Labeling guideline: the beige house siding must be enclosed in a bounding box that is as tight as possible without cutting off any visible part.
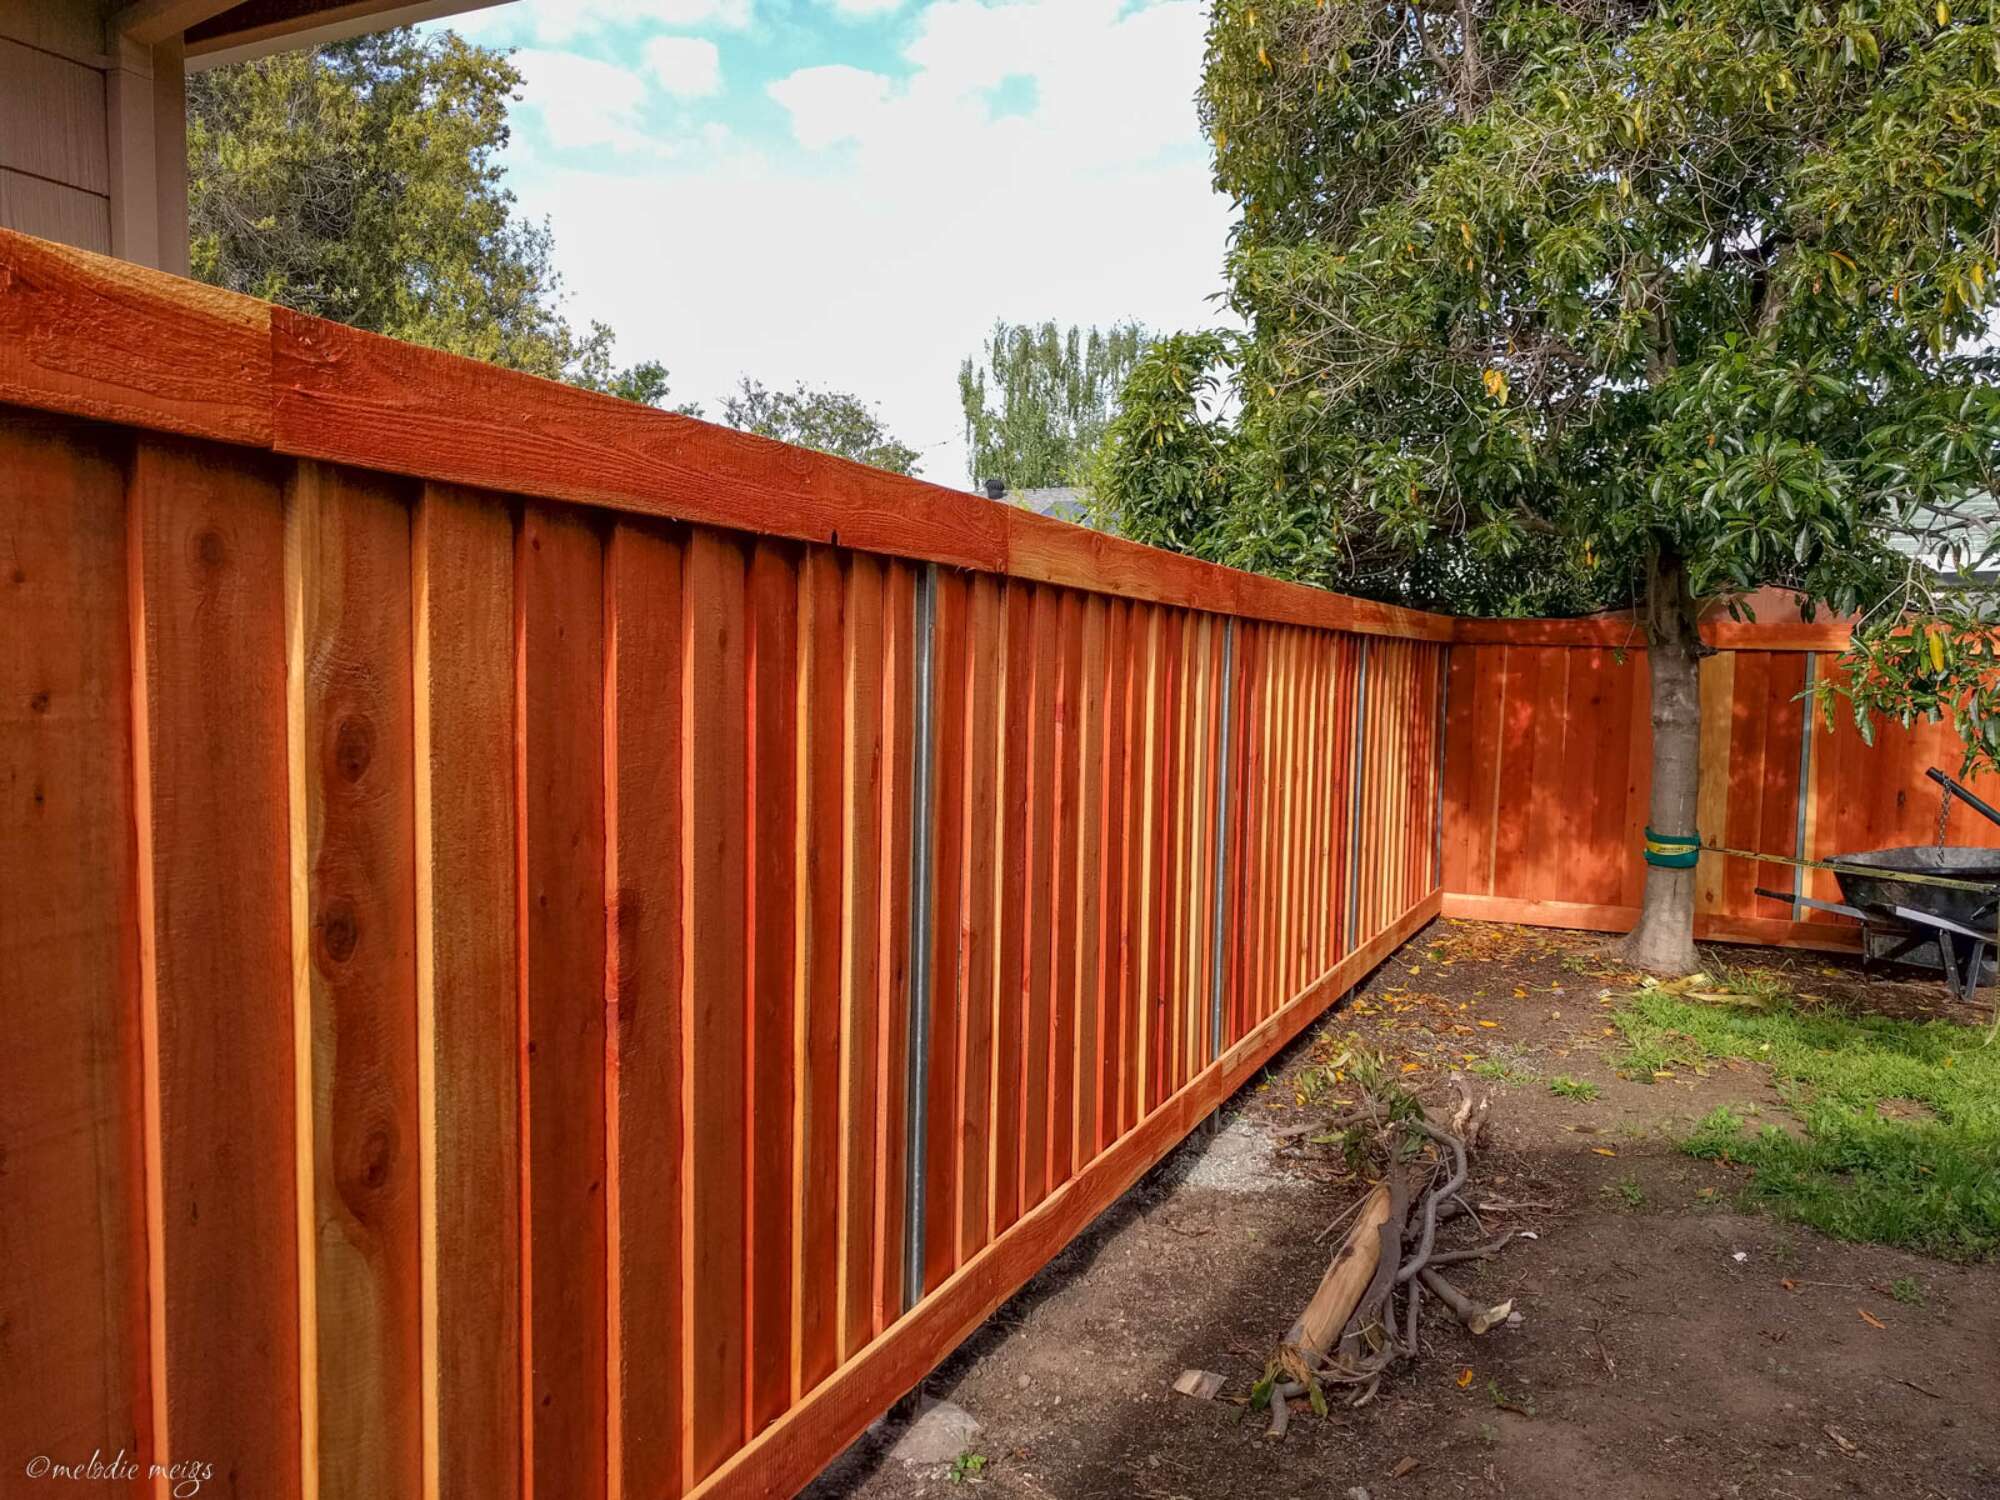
[0,1,501,271]
[0,4,187,272]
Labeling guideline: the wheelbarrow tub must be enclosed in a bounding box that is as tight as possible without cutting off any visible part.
[1831,846,2000,931]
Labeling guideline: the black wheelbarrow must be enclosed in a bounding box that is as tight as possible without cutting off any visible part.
[1757,769,2000,1004]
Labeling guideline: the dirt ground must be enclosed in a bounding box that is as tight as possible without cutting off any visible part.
[806,920,2000,1500]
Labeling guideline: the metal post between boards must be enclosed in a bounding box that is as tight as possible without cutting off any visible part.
[902,564,938,1313]
[1208,620,1236,1063]
[1346,640,1371,947]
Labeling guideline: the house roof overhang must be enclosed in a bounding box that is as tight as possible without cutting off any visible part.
[161,0,512,69]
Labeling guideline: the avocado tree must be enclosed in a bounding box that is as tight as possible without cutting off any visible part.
[1098,0,2000,971]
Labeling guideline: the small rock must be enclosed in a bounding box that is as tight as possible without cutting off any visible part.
[1347,1488,1373,1500]
[887,1398,983,1466]
[1017,1374,1032,1390]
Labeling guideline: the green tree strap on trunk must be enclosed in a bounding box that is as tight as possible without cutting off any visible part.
[1644,830,1702,869]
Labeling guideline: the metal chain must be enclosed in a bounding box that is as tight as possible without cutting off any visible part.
[1937,782,1954,851]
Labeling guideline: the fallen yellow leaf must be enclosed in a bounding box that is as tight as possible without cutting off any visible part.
[1592,1147,1618,1157]
[1402,1062,1422,1073]
[1859,1308,1886,1330]
[1457,1368,1475,1388]
[1478,1020,1499,1029]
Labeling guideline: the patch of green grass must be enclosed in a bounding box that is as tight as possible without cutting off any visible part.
[1706,961,1800,1009]
[1889,1275,1927,1307]
[1470,1053,1535,1085]
[1549,1074,1601,1102]
[948,1452,987,1484]
[1602,1173,1646,1208]
[1619,989,2000,1260]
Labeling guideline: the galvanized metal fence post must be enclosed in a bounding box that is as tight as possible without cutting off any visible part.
[1208,620,1236,1063]
[902,564,939,1311]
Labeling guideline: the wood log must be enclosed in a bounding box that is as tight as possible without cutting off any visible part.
[1283,1183,1393,1361]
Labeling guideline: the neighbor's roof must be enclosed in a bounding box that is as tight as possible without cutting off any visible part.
[1014,487,1094,526]
[1887,494,1999,583]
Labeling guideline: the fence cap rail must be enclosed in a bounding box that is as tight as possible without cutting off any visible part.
[0,227,1454,641]
[1452,614,1855,652]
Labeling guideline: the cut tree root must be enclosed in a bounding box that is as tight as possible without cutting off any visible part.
[1418,1268,1514,1335]
[1257,1069,1526,1433]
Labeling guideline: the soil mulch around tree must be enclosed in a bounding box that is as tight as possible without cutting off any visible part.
[806,920,2000,1500]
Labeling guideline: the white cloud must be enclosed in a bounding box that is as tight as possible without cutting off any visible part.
[642,36,723,98]
[768,65,894,148]
[508,49,654,151]
[826,0,907,15]
[489,0,1231,483]
[454,0,753,44]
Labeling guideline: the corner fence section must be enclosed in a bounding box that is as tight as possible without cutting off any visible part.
[0,229,1452,1500]
[1441,615,2000,950]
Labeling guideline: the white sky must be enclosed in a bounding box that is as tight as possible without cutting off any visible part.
[433,0,1236,485]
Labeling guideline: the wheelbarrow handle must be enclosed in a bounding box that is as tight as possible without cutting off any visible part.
[1927,768,2000,832]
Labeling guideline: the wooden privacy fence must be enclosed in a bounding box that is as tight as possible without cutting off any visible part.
[0,229,1453,1500]
[1441,615,2000,950]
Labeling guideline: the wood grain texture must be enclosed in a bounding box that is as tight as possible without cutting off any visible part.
[683,529,748,1484]
[836,554,885,1365]
[957,575,1003,1259]
[795,547,845,1399]
[285,461,422,1500]
[1048,590,1084,1186]
[129,435,301,1499]
[991,581,1031,1233]
[745,541,798,1431]
[412,482,521,1500]
[0,231,270,443]
[1020,585,1057,1208]
[923,569,968,1286]
[517,502,608,1498]
[605,519,685,1500]
[0,417,149,1473]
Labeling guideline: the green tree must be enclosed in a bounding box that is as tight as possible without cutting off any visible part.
[1096,0,1999,971]
[960,320,1148,488]
[188,26,667,401]
[720,379,922,475]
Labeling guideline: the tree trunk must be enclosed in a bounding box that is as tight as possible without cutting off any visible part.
[1620,546,1705,974]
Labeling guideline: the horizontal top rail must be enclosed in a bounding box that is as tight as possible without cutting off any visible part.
[1451,614,1855,652]
[0,228,1452,642]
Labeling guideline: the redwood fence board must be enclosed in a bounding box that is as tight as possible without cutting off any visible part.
[3,229,1459,1500]
[1441,630,2000,949]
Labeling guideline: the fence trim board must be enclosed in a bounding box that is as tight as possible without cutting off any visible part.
[1451,615,1854,652]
